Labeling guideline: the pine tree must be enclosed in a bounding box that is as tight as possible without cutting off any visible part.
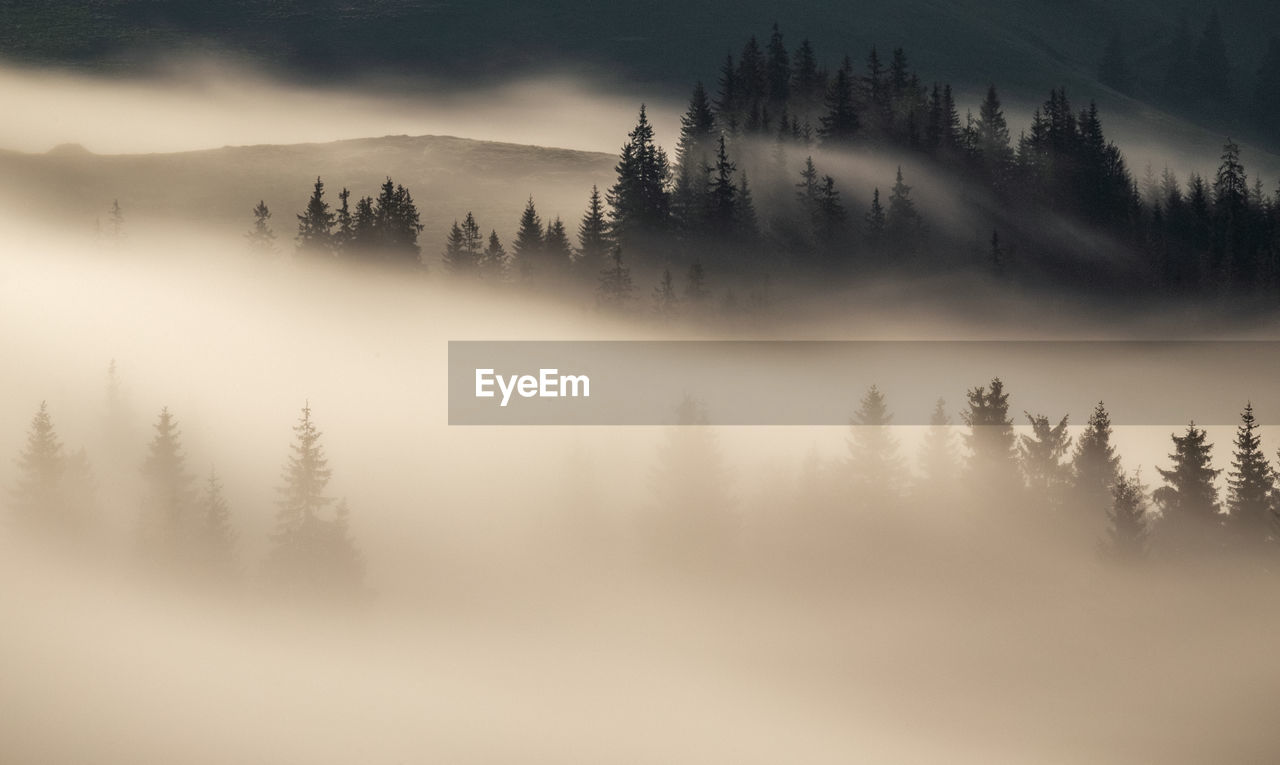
[441,214,482,274]
[1226,403,1273,549]
[597,246,634,308]
[865,188,886,247]
[847,385,903,504]
[196,468,237,577]
[10,402,65,531]
[962,378,1018,487]
[765,23,790,105]
[481,230,508,281]
[1071,401,1122,513]
[296,177,335,255]
[577,185,612,272]
[791,38,824,117]
[1103,470,1150,562]
[1153,422,1222,556]
[1019,413,1072,508]
[266,403,364,598]
[652,267,679,319]
[246,200,276,255]
[917,398,959,492]
[607,105,671,247]
[705,134,739,236]
[715,53,741,129]
[139,407,194,558]
[371,178,424,263]
[334,188,353,252]
[814,175,846,251]
[975,86,1013,184]
[673,85,716,232]
[885,166,921,246]
[543,217,573,269]
[513,197,544,279]
[819,56,859,145]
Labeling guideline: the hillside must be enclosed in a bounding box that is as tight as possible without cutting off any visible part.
[0,135,617,255]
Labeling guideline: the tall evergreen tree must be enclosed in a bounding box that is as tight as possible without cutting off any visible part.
[1154,422,1222,556]
[442,211,483,273]
[10,402,65,531]
[1071,401,1122,513]
[791,38,825,118]
[885,166,921,246]
[246,200,276,255]
[705,135,739,237]
[597,246,635,308]
[481,230,508,281]
[543,217,574,268]
[139,407,193,558]
[975,86,1013,185]
[1019,413,1072,508]
[608,105,671,247]
[917,398,959,493]
[765,23,790,105]
[266,404,364,598]
[847,385,903,503]
[1226,403,1273,549]
[196,468,237,577]
[1103,470,1150,562]
[513,197,544,279]
[962,378,1018,488]
[296,177,335,255]
[577,185,612,270]
[819,56,859,145]
[864,188,886,247]
[334,188,353,252]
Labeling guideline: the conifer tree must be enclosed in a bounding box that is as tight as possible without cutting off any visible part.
[10,402,65,530]
[917,398,959,492]
[673,85,717,231]
[597,246,634,308]
[481,230,508,281]
[513,197,544,278]
[819,56,859,145]
[1019,413,1072,508]
[371,177,424,263]
[543,217,574,268]
[1103,470,1150,562]
[246,200,276,255]
[765,23,790,105]
[296,177,335,255]
[705,135,739,237]
[139,407,193,557]
[885,166,921,246]
[1226,403,1273,549]
[196,468,237,577]
[577,185,612,271]
[975,86,1013,184]
[334,188,353,252]
[607,105,671,247]
[1154,422,1222,556]
[1071,401,1122,513]
[791,38,824,117]
[267,403,364,598]
[652,267,679,319]
[737,171,759,237]
[962,378,1018,487]
[814,175,846,251]
[715,53,741,129]
[865,188,886,246]
[847,385,903,503]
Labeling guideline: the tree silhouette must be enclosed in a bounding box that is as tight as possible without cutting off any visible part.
[576,185,612,272]
[1071,401,1122,516]
[295,177,335,255]
[138,407,193,560]
[596,246,634,309]
[847,385,903,505]
[10,402,65,532]
[1154,422,1222,557]
[246,200,276,256]
[1225,403,1273,551]
[1103,470,1150,562]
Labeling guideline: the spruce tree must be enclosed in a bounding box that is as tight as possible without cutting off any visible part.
[607,105,671,247]
[706,135,739,237]
[246,200,276,256]
[1071,401,1122,513]
[543,217,574,269]
[1153,422,1222,556]
[975,86,1013,184]
[10,402,65,531]
[577,185,612,271]
[1103,470,1150,562]
[296,177,335,255]
[1226,403,1273,549]
[481,230,508,281]
[1018,413,1072,508]
[765,23,790,105]
[814,175,846,252]
[865,188,886,247]
[196,468,237,577]
[371,178,424,263]
[885,166,921,246]
[334,188,353,252]
[791,38,824,117]
[267,403,364,598]
[819,56,859,145]
[513,197,544,279]
[962,378,1018,488]
[443,214,482,274]
[917,398,959,493]
[139,407,193,558]
[847,385,903,504]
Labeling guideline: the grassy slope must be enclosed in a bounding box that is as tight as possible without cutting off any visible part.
[0,136,617,256]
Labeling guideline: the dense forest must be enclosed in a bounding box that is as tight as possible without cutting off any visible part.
[217,27,1280,312]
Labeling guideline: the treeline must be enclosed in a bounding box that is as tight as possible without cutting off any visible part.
[1097,12,1280,138]
[238,26,1278,307]
[10,390,365,602]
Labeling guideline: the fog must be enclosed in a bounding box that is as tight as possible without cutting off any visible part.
[4,207,1280,763]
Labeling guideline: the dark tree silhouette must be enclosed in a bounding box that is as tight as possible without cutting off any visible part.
[296,177,335,255]
[246,200,276,255]
[608,105,671,248]
[597,246,634,308]
[1225,403,1273,551]
[847,385,903,504]
[1103,470,1150,562]
[1071,401,1122,515]
[139,407,193,559]
[1154,422,1222,557]
[577,185,612,273]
